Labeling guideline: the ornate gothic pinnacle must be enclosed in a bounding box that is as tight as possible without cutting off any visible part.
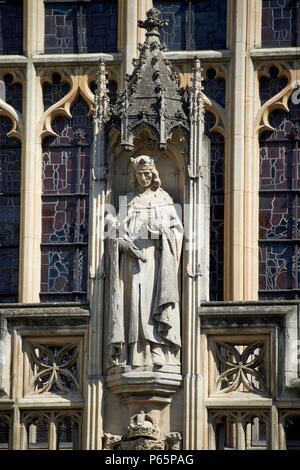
[138,7,168,35]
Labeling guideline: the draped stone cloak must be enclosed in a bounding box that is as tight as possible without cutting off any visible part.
[107,186,183,364]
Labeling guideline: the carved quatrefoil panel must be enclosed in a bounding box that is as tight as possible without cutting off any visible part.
[29,343,80,395]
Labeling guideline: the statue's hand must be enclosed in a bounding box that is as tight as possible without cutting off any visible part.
[118,237,146,262]
[106,213,119,228]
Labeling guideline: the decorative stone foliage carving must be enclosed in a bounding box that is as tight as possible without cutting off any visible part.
[29,344,79,394]
[103,410,181,451]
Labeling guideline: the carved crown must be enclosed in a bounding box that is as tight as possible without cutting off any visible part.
[128,411,160,440]
[130,155,155,171]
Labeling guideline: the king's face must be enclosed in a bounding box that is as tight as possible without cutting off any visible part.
[136,169,153,188]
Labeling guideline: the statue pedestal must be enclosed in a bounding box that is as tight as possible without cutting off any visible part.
[105,368,182,405]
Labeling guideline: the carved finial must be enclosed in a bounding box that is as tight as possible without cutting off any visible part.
[193,54,202,71]
[94,59,109,121]
[138,8,168,35]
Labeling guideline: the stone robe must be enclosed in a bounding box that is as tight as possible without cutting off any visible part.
[107,186,183,366]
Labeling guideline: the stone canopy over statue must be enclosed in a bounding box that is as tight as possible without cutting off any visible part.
[107,155,183,368]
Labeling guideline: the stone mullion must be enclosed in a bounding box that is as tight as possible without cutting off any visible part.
[183,58,208,450]
[119,0,138,78]
[243,0,262,300]
[20,421,28,450]
[24,0,45,56]
[12,407,21,450]
[19,60,43,303]
[84,62,109,450]
[207,417,217,450]
[49,415,57,450]
[19,0,44,302]
[269,405,279,450]
[224,0,247,300]
[12,331,23,449]
[235,414,246,450]
[278,413,287,450]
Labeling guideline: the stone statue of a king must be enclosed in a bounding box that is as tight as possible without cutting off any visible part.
[107,155,183,368]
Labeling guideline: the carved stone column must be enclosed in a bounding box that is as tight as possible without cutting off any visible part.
[85,61,109,450]
[182,57,210,449]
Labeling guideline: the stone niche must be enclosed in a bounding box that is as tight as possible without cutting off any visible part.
[92,7,210,443]
[104,126,186,405]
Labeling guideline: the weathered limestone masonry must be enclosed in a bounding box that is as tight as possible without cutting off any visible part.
[1,0,300,451]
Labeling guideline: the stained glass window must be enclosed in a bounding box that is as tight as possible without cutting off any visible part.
[259,92,300,299]
[41,91,92,302]
[44,0,118,54]
[0,0,23,55]
[259,66,288,106]
[202,68,225,301]
[203,68,226,107]
[205,112,224,301]
[0,75,22,302]
[262,0,300,48]
[153,0,227,51]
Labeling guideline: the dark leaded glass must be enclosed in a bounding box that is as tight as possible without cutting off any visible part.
[259,244,295,291]
[41,97,91,302]
[58,416,75,449]
[0,0,23,55]
[28,419,49,450]
[0,416,9,449]
[89,79,118,106]
[259,98,300,299]
[81,1,118,53]
[259,66,288,106]
[3,74,23,114]
[41,246,88,300]
[203,68,226,107]
[42,197,88,244]
[43,73,70,111]
[44,3,77,54]
[58,416,78,449]
[205,111,224,300]
[44,0,118,54]
[0,115,21,303]
[154,0,227,51]
[262,0,299,48]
